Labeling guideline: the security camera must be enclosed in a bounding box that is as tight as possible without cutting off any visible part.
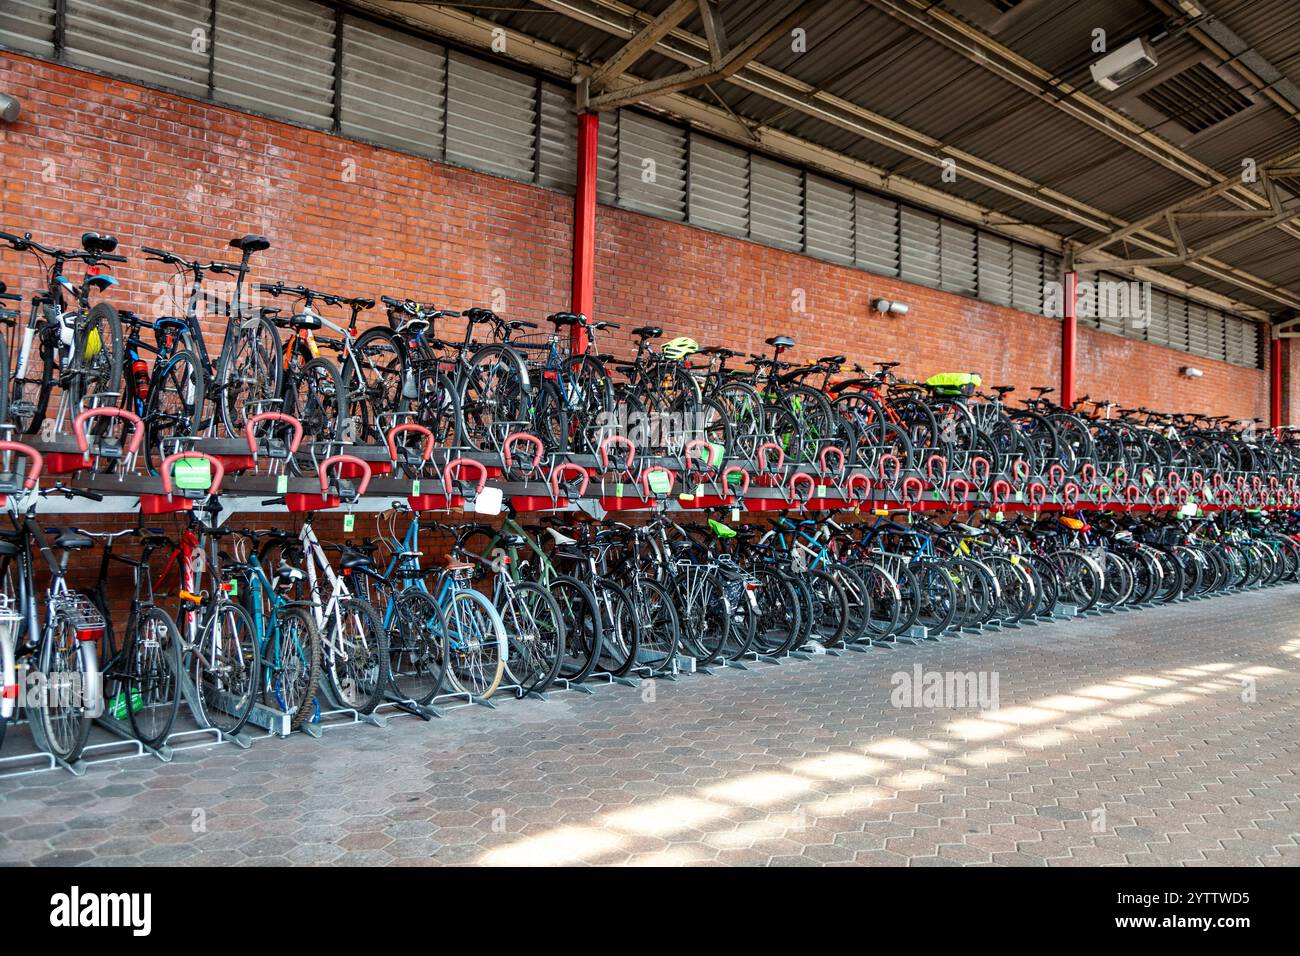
[1089,38,1158,91]
[873,298,909,316]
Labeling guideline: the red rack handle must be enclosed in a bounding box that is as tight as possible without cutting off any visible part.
[1123,483,1142,505]
[1153,486,1169,505]
[502,432,545,471]
[720,466,750,497]
[1047,463,1065,489]
[0,442,43,488]
[1217,487,1233,506]
[1174,487,1189,506]
[756,442,785,474]
[819,446,846,476]
[1210,472,1224,490]
[246,412,304,456]
[946,477,972,503]
[549,462,590,499]
[990,479,1012,507]
[1080,463,1096,488]
[1061,482,1080,508]
[640,466,676,498]
[845,472,870,502]
[386,423,433,463]
[877,454,901,484]
[925,454,948,483]
[1013,458,1029,482]
[598,434,636,472]
[73,407,144,457]
[443,458,487,496]
[969,456,990,486]
[320,455,372,498]
[160,451,226,497]
[1190,470,1205,491]
[1028,482,1048,507]
[900,475,925,504]
[682,439,716,472]
[1166,470,1182,489]
[788,472,816,501]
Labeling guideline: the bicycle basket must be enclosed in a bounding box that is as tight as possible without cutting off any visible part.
[505,332,561,356]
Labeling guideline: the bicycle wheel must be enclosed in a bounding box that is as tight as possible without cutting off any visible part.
[344,327,405,444]
[287,356,346,445]
[191,600,259,737]
[564,354,614,455]
[411,348,460,446]
[674,571,731,665]
[389,589,448,706]
[144,350,205,474]
[217,314,281,438]
[549,575,602,683]
[807,568,849,647]
[592,578,639,677]
[324,597,389,714]
[122,606,182,748]
[32,609,93,763]
[11,318,54,434]
[712,381,765,460]
[502,581,566,694]
[457,344,530,450]
[628,577,680,673]
[749,566,802,657]
[443,587,507,699]
[269,605,321,730]
[0,332,9,428]
[68,301,124,419]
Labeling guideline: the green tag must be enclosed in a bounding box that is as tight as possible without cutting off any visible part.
[646,471,672,495]
[614,481,624,497]
[817,485,825,498]
[343,514,355,533]
[411,479,421,496]
[1015,491,1025,501]
[173,457,212,491]
[277,474,288,494]
[726,470,743,486]
[993,511,1005,523]
[227,580,238,596]
[695,483,705,498]
[731,507,740,522]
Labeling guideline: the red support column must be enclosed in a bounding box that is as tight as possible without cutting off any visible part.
[1061,270,1077,408]
[1270,335,1283,433]
[571,111,599,355]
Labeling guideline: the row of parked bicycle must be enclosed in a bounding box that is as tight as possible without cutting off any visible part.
[0,435,1295,770]
[1,227,1297,496]
[1,224,1298,772]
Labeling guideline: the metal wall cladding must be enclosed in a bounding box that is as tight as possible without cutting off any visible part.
[446,50,536,183]
[749,154,803,252]
[65,0,209,98]
[538,81,577,193]
[340,15,445,159]
[688,133,749,238]
[856,192,900,277]
[804,174,854,265]
[617,111,687,221]
[214,0,336,130]
[0,0,55,58]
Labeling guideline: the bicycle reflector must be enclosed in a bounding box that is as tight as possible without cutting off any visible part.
[172,457,213,491]
[662,336,699,360]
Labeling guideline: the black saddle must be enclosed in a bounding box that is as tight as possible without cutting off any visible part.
[632,325,663,339]
[463,307,498,324]
[46,527,94,552]
[283,312,322,330]
[230,234,270,254]
[992,385,1015,395]
[548,312,581,327]
[339,550,372,572]
[766,335,794,350]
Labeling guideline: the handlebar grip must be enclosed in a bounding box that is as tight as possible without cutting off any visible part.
[262,498,286,506]
[81,489,105,502]
[140,246,169,259]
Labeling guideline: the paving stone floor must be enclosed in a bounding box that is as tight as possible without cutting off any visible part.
[2,586,1299,866]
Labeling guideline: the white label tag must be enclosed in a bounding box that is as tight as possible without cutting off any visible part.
[343,514,355,533]
[474,486,504,515]
[276,474,288,494]
[411,479,421,497]
[730,507,740,522]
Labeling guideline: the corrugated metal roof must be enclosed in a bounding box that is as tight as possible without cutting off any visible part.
[466,0,1300,313]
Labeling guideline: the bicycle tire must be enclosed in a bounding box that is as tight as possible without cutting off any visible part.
[324,597,389,714]
[11,317,54,434]
[389,588,448,706]
[591,577,640,677]
[124,606,183,748]
[68,301,124,423]
[190,599,260,737]
[549,575,603,683]
[627,577,680,673]
[443,586,507,699]
[344,327,405,444]
[502,581,566,694]
[217,314,282,438]
[270,604,322,729]
[144,350,205,474]
[287,355,347,445]
[32,609,93,763]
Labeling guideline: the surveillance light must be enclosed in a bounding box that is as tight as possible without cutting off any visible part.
[0,93,19,124]
[1181,366,1203,378]
[873,298,909,316]
[1089,37,1158,91]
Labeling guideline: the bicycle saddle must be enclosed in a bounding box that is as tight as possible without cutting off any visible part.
[875,361,900,369]
[631,325,663,339]
[350,297,375,310]
[817,355,846,365]
[283,312,322,330]
[338,550,372,571]
[229,234,270,253]
[546,527,577,546]
[991,385,1015,395]
[0,538,18,558]
[548,311,581,327]
[45,527,94,551]
[275,562,305,583]
[699,345,742,358]
[81,232,118,255]
[463,307,498,324]
[765,335,794,350]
